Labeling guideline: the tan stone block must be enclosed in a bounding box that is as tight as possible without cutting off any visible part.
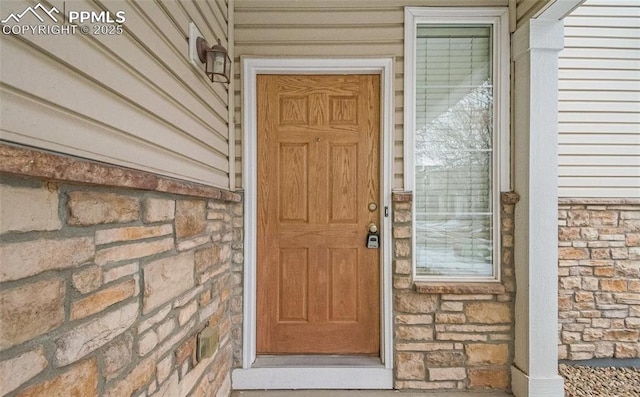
[137,304,171,334]
[175,200,207,238]
[16,359,97,397]
[626,234,640,247]
[178,236,211,251]
[72,265,103,294]
[614,342,639,358]
[394,259,411,275]
[71,279,137,320]
[614,293,640,305]
[104,333,133,380]
[621,211,640,220]
[567,210,590,227]
[594,267,615,277]
[103,262,139,284]
[96,224,173,245]
[435,313,466,324]
[396,342,454,351]
[393,226,411,239]
[559,227,581,241]
[559,260,579,267]
[558,295,572,311]
[622,219,640,232]
[179,300,198,326]
[437,332,487,342]
[95,237,173,266]
[575,292,594,302]
[67,191,139,225]
[394,380,456,390]
[396,352,425,380]
[104,356,156,397]
[468,368,509,389]
[396,326,433,341]
[582,277,599,291]
[0,184,61,233]
[426,351,465,367]
[0,237,94,282]
[590,211,619,227]
[55,302,138,366]
[394,276,412,289]
[156,354,173,384]
[630,247,640,260]
[466,343,509,365]
[604,329,639,342]
[583,328,603,341]
[394,293,437,313]
[394,210,411,223]
[428,367,465,381]
[592,318,611,328]
[600,279,628,292]
[440,301,464,311]
[611,248,629,259]
[0,347,48,396]
[629,280,640,292]
[394,240,411,257]
[615,261,640,277]
[581,228,599,240]
[143,252,194,313]
[142,197,175,223]
[176,335,197,366]
[591,248,611,259]
[465,302,511,324]
[594,341,615,358]
[558,345,568,360]
[138,330,158,356]
[195,245,221,273]
[562,331,582,343]
[559,247,590,260]
[0,278,64,349]
[569,351,594,360]
[395,314,433,325]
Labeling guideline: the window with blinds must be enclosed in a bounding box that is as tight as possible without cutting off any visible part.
[414,24,495,279]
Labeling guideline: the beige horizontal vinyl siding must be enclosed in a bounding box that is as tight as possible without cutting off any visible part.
[233,0,507,190]
[558,0,640,198]
[0,0,231,188]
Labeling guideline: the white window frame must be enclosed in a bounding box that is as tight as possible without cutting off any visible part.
[404,7,510,282]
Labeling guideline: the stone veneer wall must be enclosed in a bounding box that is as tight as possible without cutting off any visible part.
[0,147,243,397]
[558,199,640,361]
[391,191,517,391]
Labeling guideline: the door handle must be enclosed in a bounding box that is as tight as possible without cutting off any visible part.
[367,223,378,234]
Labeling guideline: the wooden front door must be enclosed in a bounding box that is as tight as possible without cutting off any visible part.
[257,74,381,355]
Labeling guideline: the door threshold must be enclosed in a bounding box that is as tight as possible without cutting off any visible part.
[254,355,382,367]
[232,355,393,390]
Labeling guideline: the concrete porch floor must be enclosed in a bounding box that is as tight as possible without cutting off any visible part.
[232,391,513,397]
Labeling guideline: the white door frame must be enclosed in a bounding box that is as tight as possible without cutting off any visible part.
[233,57,394,389]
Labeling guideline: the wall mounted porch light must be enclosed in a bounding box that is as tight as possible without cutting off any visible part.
[188,22,231,84]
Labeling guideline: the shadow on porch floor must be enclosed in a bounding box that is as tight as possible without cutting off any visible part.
[232,391,513,396]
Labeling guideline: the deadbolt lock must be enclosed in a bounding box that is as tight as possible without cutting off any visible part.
[368,202,378,212]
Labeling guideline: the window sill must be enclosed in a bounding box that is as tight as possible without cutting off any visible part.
[414,282,506,295]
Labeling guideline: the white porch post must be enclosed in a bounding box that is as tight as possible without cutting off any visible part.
[511,18,565,397]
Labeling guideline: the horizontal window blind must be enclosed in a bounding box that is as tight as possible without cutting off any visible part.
[414,24,494,278]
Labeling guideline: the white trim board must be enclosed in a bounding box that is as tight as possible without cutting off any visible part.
[235,57,395,390]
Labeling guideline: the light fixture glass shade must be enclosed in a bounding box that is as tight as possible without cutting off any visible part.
[196,37,231,84]
[205,39,231,83]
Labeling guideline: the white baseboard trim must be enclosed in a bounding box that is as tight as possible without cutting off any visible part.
[511,365,565,397]
[232,367,394,390]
